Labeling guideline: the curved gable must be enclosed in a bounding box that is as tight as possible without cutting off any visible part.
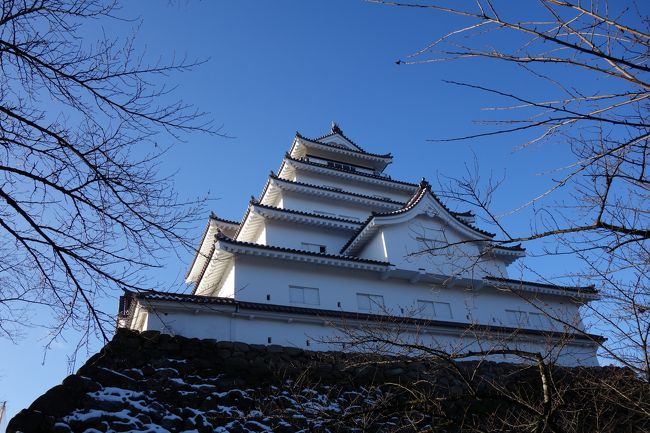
[341,181,494,256]
[340,181,512,278]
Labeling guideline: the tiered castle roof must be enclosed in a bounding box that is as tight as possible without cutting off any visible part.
[186,124,596,303]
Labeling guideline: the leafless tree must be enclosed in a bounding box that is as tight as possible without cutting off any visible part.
[0,0,220,345]
[308,313,648,432]
[369,0,650,381]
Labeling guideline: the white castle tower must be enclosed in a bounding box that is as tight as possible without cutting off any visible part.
[119,124,601,366]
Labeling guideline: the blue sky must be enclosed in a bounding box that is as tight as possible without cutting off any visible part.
[0,0,630,424]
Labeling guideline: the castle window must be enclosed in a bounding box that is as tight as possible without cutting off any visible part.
[357,293,385,313]
[301,242,327,253]
[289,286,320,305]
[505,309,529,327]
[417,300,453,320]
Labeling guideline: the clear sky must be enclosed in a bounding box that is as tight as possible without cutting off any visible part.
[0,0,634,425]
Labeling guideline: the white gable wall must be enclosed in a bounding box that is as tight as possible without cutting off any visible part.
[137,304,597,366]
[318,134,358,150]
[360,230,389,261]
[358,215,508,279]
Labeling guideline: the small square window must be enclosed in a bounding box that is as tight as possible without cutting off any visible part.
[301,242,327,254]
[417,300,453,320]
[505,309,529,327]
[289,286,320,305]
[357,293,385,313]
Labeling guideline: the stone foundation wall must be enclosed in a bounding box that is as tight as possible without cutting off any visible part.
[7,329,648,433]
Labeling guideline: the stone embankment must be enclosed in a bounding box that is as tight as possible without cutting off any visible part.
[8,329,648,433]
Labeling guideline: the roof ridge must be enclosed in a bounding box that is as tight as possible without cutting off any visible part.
[209,212,240,226]
[295,133,393,159]
[489,243,525,252]
[252,202,363,225]
[484,276,597,293]
[298,122,367,153]
[186,213,242,281]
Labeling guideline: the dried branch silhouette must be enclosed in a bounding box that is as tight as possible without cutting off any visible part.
[374,0,650,380]
[0,0,222,344]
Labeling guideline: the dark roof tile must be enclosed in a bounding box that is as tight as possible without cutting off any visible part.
[216,232,392,266]
[485,276,598,294]
[253,202,363,225]
[295,132,393,159]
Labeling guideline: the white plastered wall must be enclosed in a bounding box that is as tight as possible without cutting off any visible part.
[279,190,392,220]
[137,306,599,367]
[262,219,353,253]
[226,255,582,331]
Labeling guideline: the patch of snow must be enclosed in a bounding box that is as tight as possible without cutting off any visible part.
[169,377,186,385]
[64,408,133,423]
[91,387,144,400]
[98,367,134,381]
[122,424,172,433]
[189,383,216,390]
[215,405,238,415]
[181,407,204,416]
[245,420,272,431]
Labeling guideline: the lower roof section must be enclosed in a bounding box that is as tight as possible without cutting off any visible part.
[120,289,604,344]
